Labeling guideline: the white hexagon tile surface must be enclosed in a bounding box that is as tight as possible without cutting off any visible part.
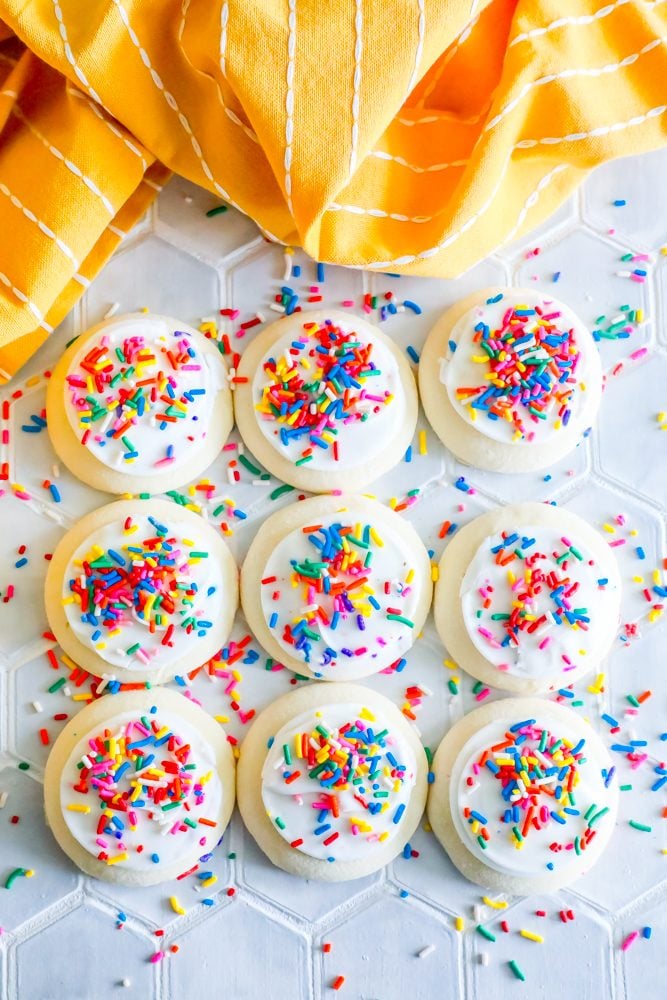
[1,154,666,1000]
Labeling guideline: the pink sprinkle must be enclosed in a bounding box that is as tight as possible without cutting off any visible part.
[475,687,491,702]
[621,931,639,951]
[150,951,165,964]
[341,299,355,307]
[630,347,648,360]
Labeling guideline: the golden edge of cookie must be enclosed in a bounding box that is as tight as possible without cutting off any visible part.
[434,502,622,694]
[418,288,602,473]
[237,682,428,882]
[426,697,619,895]
[44,498,239,684]
[233,309,418,493]
[46,313,233,495]
[43,687,236,886]
[240,493,433,680]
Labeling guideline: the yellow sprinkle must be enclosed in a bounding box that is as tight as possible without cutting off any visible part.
[200,875,218,889]
[431,565,439,582]
[602,524,615,534]
[454,916,464,932]
[482,896,508,910]
[520,930,544,943]
[418,430,427,455]
[105,853,128,866]
[214,715,230,724]
[169,896,186,915]
[444,659,457,671]
[67,804,91,814]
[72,694,94,702]
[359,707,376,721]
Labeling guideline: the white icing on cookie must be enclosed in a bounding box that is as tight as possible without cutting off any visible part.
[259,511,422,678]
[61,507,228,673]
[450,715,616,880]
[62,314,226,478]
[440,289,598,446]
[460,523,619,681]
[59,705,223,874]
[251,314,406,472]
[261,703,417,862]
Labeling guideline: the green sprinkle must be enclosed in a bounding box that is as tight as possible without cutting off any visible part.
[629,820,652,833]
[274,816,286,830]
[48,677,66,693]
[447,679,458,695]
[18,762,30,771]
[238,454,262,475]
[619,784,633,791]
[206,204,228,217]
[283,744,292,766]
[386,613,414,627]
[126,643,141,655]
[476,925,496,943]
[627,695,640,708]
[270,483,295,500]
[509,960,526,982]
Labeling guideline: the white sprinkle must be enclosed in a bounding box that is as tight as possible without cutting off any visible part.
[31,701,43,714]
[121,978,132,988]
[479,953,489,966]
[104,302,120,320]
[418,944,436,959]
[52,463,61,479]
[0,791,8,809]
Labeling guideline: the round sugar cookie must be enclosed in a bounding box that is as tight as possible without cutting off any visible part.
[44,687,235,885]
[418,288,602,472]
[434,502,621,694]
[46,312,233,494]
[233,310,418,492]
[237,683,428,881]
[45,499,238,685]
[428,698,618,894]
[240,494,432,680]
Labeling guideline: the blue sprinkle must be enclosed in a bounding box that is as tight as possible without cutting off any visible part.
[613,199,627,206]
[316,262,325,283]
[403,300,422,314]
[404,445,412,463]
[448,339,457,353]
[406,346,420,364]
[399,889,409,898]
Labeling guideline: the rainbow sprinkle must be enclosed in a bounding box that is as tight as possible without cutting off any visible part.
[267,708,412,858]
[64,514,215,661]
[455,297,582,439]
[255,318,394,465]
[469,529,598,665]
[460,719,610,868]
[263,519,415,674]
[64,705,217,867]
[64,326,214,467]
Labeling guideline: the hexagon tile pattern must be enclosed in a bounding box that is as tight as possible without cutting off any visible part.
[1,162,666,1000]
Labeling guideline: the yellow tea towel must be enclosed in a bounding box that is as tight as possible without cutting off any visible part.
[1,0,667,380]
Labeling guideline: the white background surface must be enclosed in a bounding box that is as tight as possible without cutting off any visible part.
[1,150,666,999]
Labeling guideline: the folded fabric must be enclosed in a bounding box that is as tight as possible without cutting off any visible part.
[1,0,667,380]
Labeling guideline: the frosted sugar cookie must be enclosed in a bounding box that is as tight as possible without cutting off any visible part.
[45,499,238,685]
[418,289,602,472]
[434,502,621,694]
[428,698,618,894]
[233,310,418,492]
[237,683,428,881]
[240,494,432,680]
[44,687,235,885]
[46,312,233,493]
